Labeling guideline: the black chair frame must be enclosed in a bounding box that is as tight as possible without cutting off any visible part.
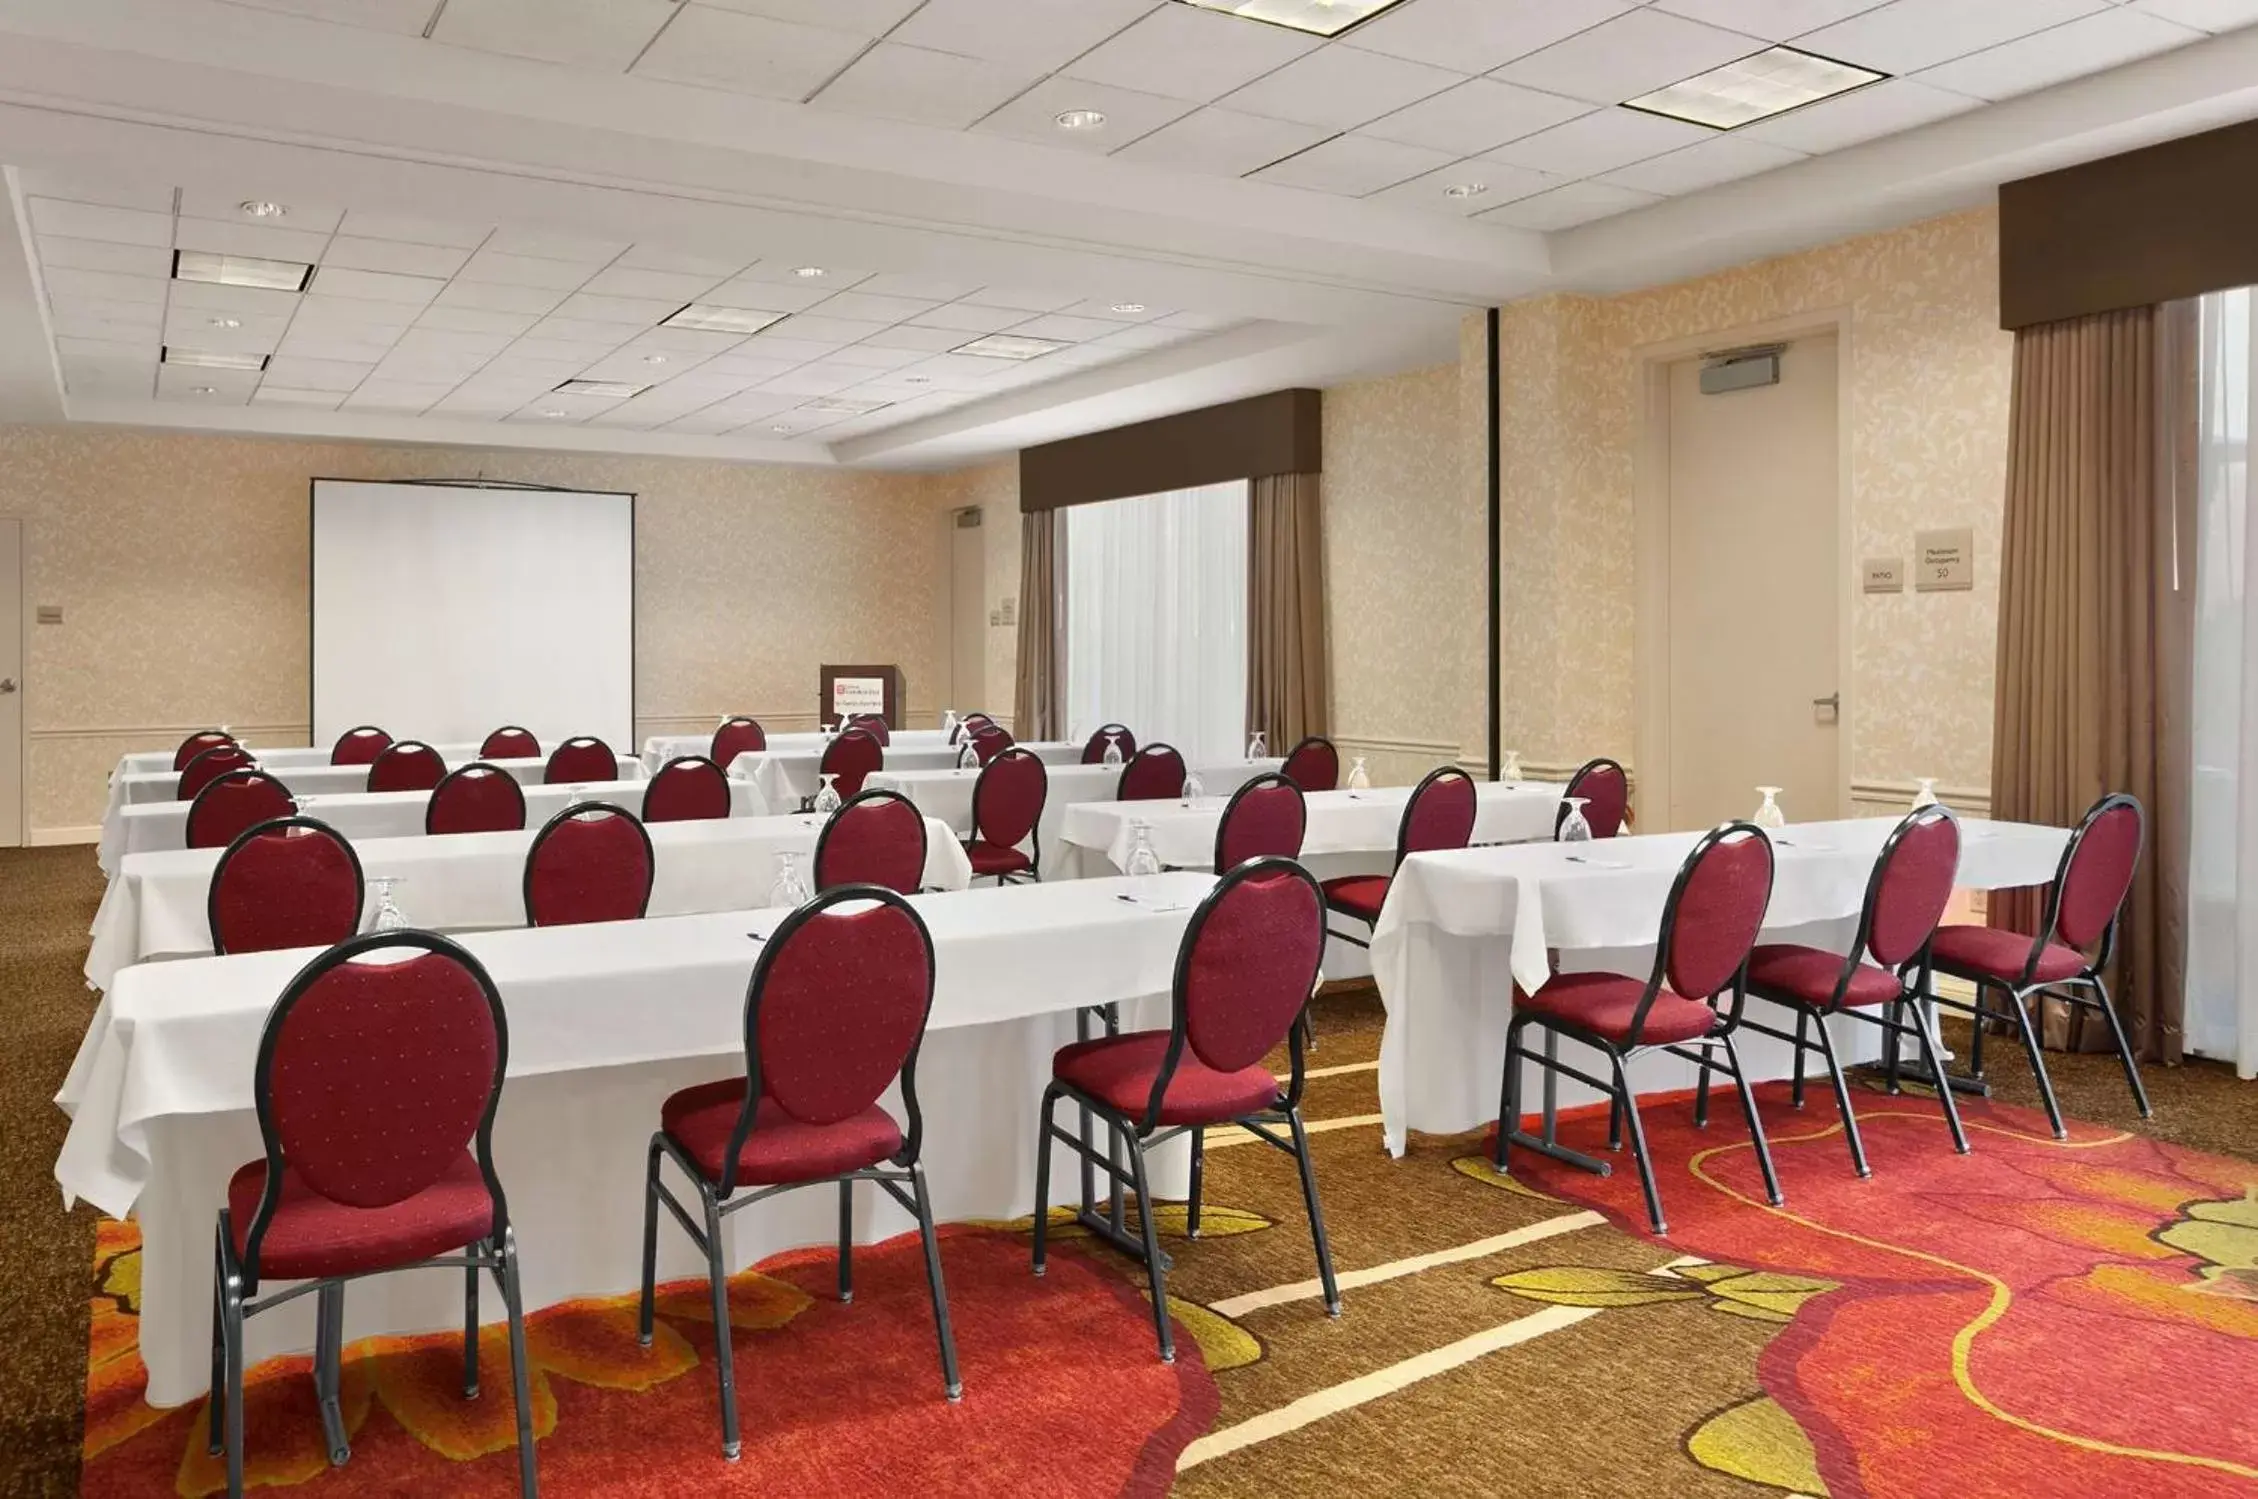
[1211,772,1306,873]
[1280,734,1339,791]
[330,726,391,765]
[1083,723,1135,764]
[1556,756,1628,839]
[426,762,529,835]
[207,815,367,955]
[969,746,1047,885]
[367,739,444,794]
[179,743,256,799]
[813,788,931,893]
[483,726,541,759]
[521,801,655,926]
[1115,743,1186,802]
[186,769,297,849]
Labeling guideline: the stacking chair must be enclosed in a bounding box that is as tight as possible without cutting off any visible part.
[1742,806,1968,1174]
[544,736,617,784]
[1558,757,1630,839]
[814,789,928,894]
[953,712,994,745]
[962,747,1047,884]
[1213,773,1306,870]
[1081,724,1135,764]
[180,744,257,800]
[426,764,528,835]
[1923,793,2151,1139]
[1281,736,1340,794]
[1033,858,1338,1361]
[209,817,365,956]
[645,756,733,823]
[970,725,1014,765]
[187,770,298,850]
[174,729,237,772]
[637,886,959,1459]
[818,727,884,801]
[847,713,892,746]
[1117,744,1186,801]
[330,726,392,767]
[208,930,536,1499]
[367,740,447,794]
[1495,823,1778,1235]
[481,726,540,761]
[523,803,655,927]
[710,717,766,768]
[1321,766,1477,949]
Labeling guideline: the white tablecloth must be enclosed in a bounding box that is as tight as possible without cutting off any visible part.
[107,743,499,837]
[56,872,1217,1407]
[112,754,639,809]
[1367,816,2074,1155]
[85,812,973,992]
[642,729,958,771]
[726,742,1081,815]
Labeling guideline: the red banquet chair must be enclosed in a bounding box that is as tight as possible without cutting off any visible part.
[1496,822,1779,1235]
[1214,773,1306,870]
[710,717,766,769]
[970,725,1014,765]
[1321,766,1477,949]
[1117,744,1186,802]
[544,736,617,785]
[1033,857,1339,1361]
[1558,757,1630,840]
[814,789,929,894]
[637,885,959,1459]
[426,764,527,835]
[209,817,365,956]
[207,930,536,1499]
[522,803,654,927]
[480,726,540,761]
[815,728,883,803]
[1923,792,2151,1138]
[367,740,447,794]
[1280,736,1340,794]
[962,747,1047,884]
[329,725,392,767]
[645,756,734,824]
[174,729,237,773]
[1742,806,1968,1175]
[179,743,257,800]
[847,713,892,746]
[188,770,298,851]
[951,712,994,745]
[1081,724,1136,764]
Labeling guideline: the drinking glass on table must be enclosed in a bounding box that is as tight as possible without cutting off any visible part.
[1246,730,1266,761]
[1124,819,1162,881]
[769,851,811,908]
[1752,787,1786,830]
[1346,757,1371,793]
[1102,732,1125,768]
[1502,749,1523,782]
[1912,777,1940,810]
[812,773,843,815]
[1558,797,1593,843]
[957,740,979,770]
[1183,769,1206,804]
[368,876,407,933]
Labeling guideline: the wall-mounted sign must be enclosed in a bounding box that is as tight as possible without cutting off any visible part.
[1862,558,1905,593]
[1915,528,1975,591]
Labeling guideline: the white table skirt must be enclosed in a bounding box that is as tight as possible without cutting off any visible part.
[85,812,974,993]
[107,743,498,839]
[1367,816,2074,1156]
[57,872,1219,1407]
[726,743,1081,816]
[114,754,639,810]
[642,729,958,771]
[100,778,760,878]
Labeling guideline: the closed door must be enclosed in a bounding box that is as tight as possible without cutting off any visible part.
[949,508,985,713]
[1665,336,1841,831]
[0,519,19,846]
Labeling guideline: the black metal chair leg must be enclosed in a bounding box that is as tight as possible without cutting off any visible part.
[222,1277,245,1499]
[498,1230,540,1497]
[1606,1092,1623,1152]
[1791,1011,1810,1107]
[909,1164,963,1400]
[1495,1018,1526,1171]
[1124,1134,1175,1363]
[315,1281,349,1465]
[1720,1033,1784,1207]
[700,1190,742,1460]
[1186,1128,1206,1238]
[1032,1086,1058,1277]
[1906,993,1970,1153]
[207,1238,225,1458]
[1693,1040,1714,1128]
[837,1181,855,1304]
[1608,1052,1667,1236]
[464,1242,482,1398]
[1285,1109,1342,1316]
[1807,1012,1869,1178]
[2001,982,2068,1139]
[2088,974,2154,1118]
[637,1138,662,1346]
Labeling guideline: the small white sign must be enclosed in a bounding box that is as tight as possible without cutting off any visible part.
[831,677,885,717]
[1915,528,1974,592]
[1863,558,1904,593]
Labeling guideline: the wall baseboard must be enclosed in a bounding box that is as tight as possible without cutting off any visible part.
[31,722,311,744]
[30,825,98,847]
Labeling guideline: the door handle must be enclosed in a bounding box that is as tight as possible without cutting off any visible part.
[1812,693,1839,709]
[0,677,15,694]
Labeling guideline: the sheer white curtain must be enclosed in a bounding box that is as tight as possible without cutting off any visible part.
[2186,286,2257,1071]
[1065,481,1249,766]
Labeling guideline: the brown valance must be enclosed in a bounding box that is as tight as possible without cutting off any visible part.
[1018,389,1321,512]
[1999,115,2258,331]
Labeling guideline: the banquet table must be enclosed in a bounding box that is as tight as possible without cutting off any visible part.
[85,811,974,992]
[56,871,1218,1407]
[110,753,640,811]
[106,742,505,837]
[642,728,958,770]
[1367,816,2073,1156]
[727,741,1080,815]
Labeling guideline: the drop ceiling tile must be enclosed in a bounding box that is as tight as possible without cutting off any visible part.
[703,353,802,379]
[823,342,926,369]
[731,335,852,363]
[216,0,440,33]
[759,368,866,396]
[856,273,983,301]
[1010,313,1131,341]
[51,310,163,343]
[1476,179,1662,229]
[392,327,515,359]
[277,331,402,363]
[36,237,171,277]
[457,250,597,290]
[664,411,745,434]
[895,353,1017,388]
[340,211,492,248]
[56,333,156,361]
[1491,9,1765,105]
[1485,107,1712,178]
[28,199,173,248]
[2130,0,2258,31]
[162,308,291,350]
[578,351,697,384]
[1056,298,1170,321]
[431,280,572,315]
[1366,157,1564,215]
[733,262,872,287]
[251,386,348,409]
[796,292,931,323]
[973,77,1201,152]
[343,382,459,411]
[635,5,872,99]
[554,291,682,324]
[1219,42,1464,131]
[289,292,414,330]
[158,365,259,401]
[1597,132,1807,194]
[1794,0,2111,76]
[1347,0,1635,72]
[1915,8,2202,99]
[700,280,833,314]
[13,174,174,213]
[44,268,169,305]
[511,337,628,363]
[176,193,346,233]
[631,326,751,356]
[525,317,640,345]
[889,0,1156,71]
[1734,75,1978,151]
[813,42,1044,128]
[863,323,979,351]
[485,229,630,262]
[425,390,522,414]
[1063,4,1322,102]
[60,358,155,399]
[697,0,924,31]
[611,245,752,278]
[770,314,895,344]
[1358,78,1591,154]
[1112,108,1328,179]
[414,306,541,336]
[576,265,724,302]
[1649,0,1891,41]
[432,0,679,69]
[321,237,473,278]
[908,302,1030,334]
[312,266,445,305]
[173,218,333,262]
[957,286,1081,312]
[1088,323,1195,351]
[1251,134,1456,195]
[265,356,377,391]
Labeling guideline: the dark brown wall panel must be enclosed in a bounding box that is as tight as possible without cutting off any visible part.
[1018,389,1321,511]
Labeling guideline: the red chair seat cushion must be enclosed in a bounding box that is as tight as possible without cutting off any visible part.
[1928,925,2088,985]
[1321,875,1390,924]
[963,839,1031,877]
[228,1154,493,1281]
[1747,945,1905,1009]
[1052,1032,1278,1127]
[1515,971,1720,1045]
[661,1080,903,1187]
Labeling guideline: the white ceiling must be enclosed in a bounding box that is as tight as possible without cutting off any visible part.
[0,0,2253,466]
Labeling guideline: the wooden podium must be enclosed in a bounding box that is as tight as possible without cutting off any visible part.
[819,664,905,727]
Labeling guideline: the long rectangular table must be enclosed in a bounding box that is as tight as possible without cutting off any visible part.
[642,728,959,770]
[727,742,1081,816]
[106,742,511,841]
[1367,816,2072,1156]
[85,811,974,992]
[111,754,641,810]
[57,872,1217,1407]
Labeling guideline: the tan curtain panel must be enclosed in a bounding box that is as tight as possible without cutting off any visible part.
[1012,506,1063,741]
[1246,473,1331,748]
[1989,303,2193,1062]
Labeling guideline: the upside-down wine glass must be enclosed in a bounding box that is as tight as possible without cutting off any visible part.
[1912,777,1940,810]
[1558,797,1593,843]
[1346,757,1371,793]
[1102,732,1125,768]
[1247,730,1267,762]
[1124,819,1162,881]
[368,876,408,933]
[769,851,811,908]
[813,773,843,816]
[1752,787,1786,830]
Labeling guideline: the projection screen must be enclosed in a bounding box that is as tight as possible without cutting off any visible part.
[311,480,635,752]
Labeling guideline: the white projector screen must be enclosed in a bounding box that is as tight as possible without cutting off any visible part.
[311,480,635,752]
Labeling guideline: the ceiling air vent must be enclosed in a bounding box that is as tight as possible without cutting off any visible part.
[1699,344,1784,396]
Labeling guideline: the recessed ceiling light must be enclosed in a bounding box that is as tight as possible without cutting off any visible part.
[1442,182,1488,200]
[190,385,217,395]
[163,347,269,371]
[663,303,785,336]
[1172,0,1413,39]
[769,424,796,433]
[954,334,1068,361]
[238,200,288,219]
[540,409,569,418]
[173,249,313,292]
[792,266,826,279]
[1624,46,1885,131]
[553,379,645,399]
[208,316,243,329]
[1110,302,1146,314]
[903,375,932,384]
[1053,109,1107,131]
[642,354,668,365]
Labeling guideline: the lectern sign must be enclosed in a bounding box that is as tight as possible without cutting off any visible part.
[819,663,905,727]
[832,677,885,717]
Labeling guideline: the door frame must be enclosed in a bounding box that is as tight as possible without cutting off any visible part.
[1632,308,1854,829]
[0,516,22,847]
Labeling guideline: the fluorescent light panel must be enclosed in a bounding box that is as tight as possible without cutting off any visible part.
[953,334,1066,361]
[1172,0,1411,38]
[664,303,784,335]
[1624,46,1884,131]
[553,379,645,398]
[172,249,313,292]
[162,347,269,371]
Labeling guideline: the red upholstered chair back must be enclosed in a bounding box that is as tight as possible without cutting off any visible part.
[972,748,1047,851]
[331,726,392,766]
[367,740,447,794]
[820,728,884,797]
[815,790,928,894]
[1171,858,1325,1086]
[847,714,892,746]
[187,770,297,850]
[243,931,506,1285]
[1862,807,1961,968]
[1659,824,1775,1003]
[1396,766,1477,866]
[1281,736,1340,793]
[2048,794,2145,953]
[971,725,1014,764]
[1215,774,1306,870]
[523,803,655,927]
[710,717,766,767]
[1082,724,1136,764]
[955,713,994,745]
[179,743,256,800]
[645,755,733,823]
[174,730,236,772]
[480,726,540,761]
[545,736,617,784]
[426,764,527,835]
[1119,744,1187,801]
[1560,758,1630,840]
[209,817,365,956]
